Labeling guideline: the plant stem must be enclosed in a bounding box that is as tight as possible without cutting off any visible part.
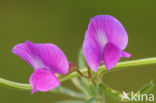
[88,68,91,78]
[60,57,156,81]
[0,77,85,98]
[75,68,92,79]
[76,69,90,78]
[0,77,32,90]
[0,57,156,90]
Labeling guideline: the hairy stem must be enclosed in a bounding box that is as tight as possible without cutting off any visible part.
[0,57,156,90]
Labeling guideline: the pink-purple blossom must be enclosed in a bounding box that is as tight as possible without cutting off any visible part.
[12,41,69,93]
[83,15,131,72]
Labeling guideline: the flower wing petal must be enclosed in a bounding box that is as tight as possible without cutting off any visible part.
[29,68,60,94]
[122,51,131,58]
[103,42,122,70]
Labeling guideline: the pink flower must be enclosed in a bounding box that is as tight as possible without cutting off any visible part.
[83,15,131,72]
[12,41,69,93]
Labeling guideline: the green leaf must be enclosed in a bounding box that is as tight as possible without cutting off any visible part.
[71,78,89,97]
[56,100,83,103]
[53,86,85,99]
[85,80,98,97]
[139,81,154,94]
[123,82,154,102]
[84,97,97,103]
[98,83,121,102]
[78,47,87,69]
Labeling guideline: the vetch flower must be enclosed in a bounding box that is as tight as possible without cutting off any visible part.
[83,15,131,72]
[12,41,69,93]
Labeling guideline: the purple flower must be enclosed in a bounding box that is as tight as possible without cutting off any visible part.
[83,15,131,72]
[12,41,69,94]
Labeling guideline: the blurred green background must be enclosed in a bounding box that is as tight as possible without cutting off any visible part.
[0,0,156,103]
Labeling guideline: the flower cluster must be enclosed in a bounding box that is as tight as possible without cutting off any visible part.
[12,15,131,93]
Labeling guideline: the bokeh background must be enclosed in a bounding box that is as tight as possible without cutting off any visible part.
[0,0,156,103]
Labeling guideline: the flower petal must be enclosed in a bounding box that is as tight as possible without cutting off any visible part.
[88,15,128,50]
[122,51,131,58]
[29,68,60,93]
[12,43,35,66]
[103,42,122,70]
[83,32,102,72]
[12,41,69,74]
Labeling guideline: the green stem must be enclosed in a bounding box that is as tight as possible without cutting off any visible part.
[60,57,156,81]
[0,57,156,91]
[0,78,85,98]
[0,77,32,90]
